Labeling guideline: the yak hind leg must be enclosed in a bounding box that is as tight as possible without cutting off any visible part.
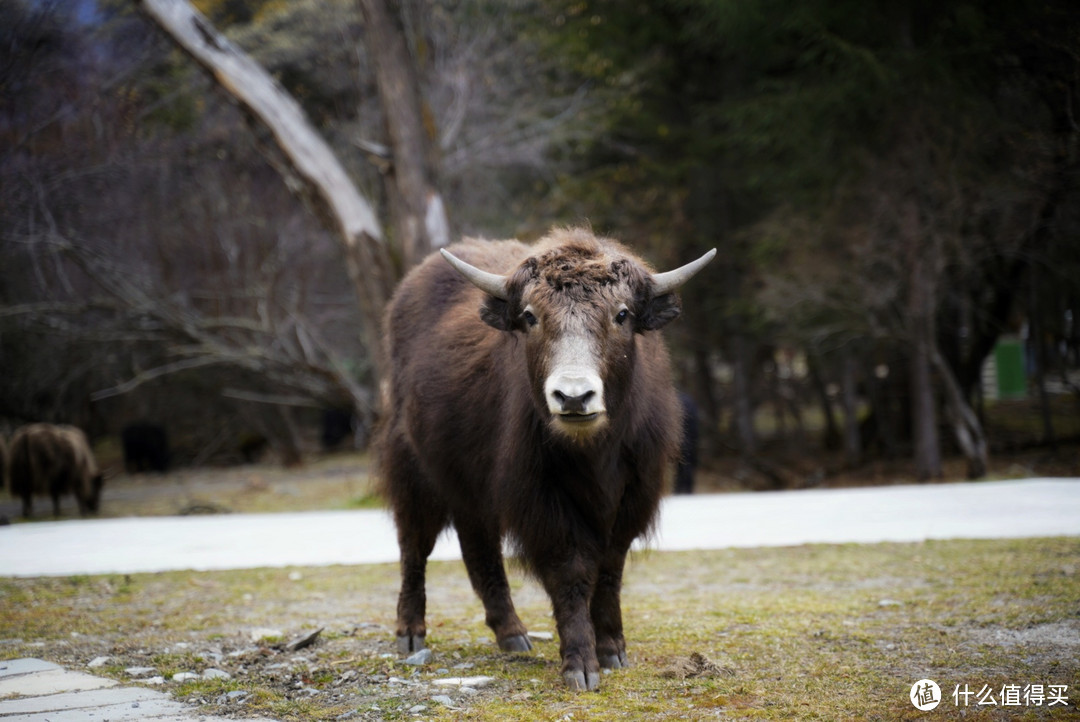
[455,516,531,653]
[386,443,448,655]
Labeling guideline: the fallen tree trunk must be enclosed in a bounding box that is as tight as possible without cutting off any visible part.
[931,346,989,479]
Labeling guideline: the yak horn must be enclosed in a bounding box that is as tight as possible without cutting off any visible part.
[650,248,717,295]
[441,249,510,300]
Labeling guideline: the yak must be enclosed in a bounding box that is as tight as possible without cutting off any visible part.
[377,227,714,690]
[121,422,170,473]
[9,423,104,518]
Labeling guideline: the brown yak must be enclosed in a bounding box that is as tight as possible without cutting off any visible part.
[9,423,104,518]
[377,227,713,690]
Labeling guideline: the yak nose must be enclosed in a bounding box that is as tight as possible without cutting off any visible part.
[552,388,595,414]
[546,371,604,419]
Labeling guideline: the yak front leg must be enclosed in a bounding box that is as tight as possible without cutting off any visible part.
[539,557,600,690]
[591,544,631,670]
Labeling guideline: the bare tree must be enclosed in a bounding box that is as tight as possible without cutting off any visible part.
[138,0,394,364]
[357,0,449,269]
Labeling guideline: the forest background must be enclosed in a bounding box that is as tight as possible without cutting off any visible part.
[2,0,1079,489]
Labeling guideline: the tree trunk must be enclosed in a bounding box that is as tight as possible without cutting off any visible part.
[910,331,941,480]
[730,332,756,455]
[910,258,943,481]
[358,0,450,270]
[692,340,721,453]
[138,0,394,374]
[807,354,841,452]
[840,349,862,468]
[1029,265,1058,450]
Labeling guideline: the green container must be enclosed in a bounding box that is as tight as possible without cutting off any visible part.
[994,337,1027,399]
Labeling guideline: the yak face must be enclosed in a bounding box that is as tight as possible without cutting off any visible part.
[508,245,689,440]
[442,231,715,443]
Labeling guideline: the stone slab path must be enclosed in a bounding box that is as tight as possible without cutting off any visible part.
[0,658,275,721]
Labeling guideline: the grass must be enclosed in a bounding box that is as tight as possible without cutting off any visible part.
[2,538,1078,720]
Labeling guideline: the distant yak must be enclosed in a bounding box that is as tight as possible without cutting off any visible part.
[0,434,8,503]
[0,434,7,489]
[377,227,714,690]
[9,423,104,518]
[121,422,170,473]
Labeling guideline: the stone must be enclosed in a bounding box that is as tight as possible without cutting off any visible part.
[202,668,232,680]
[250,627,284,642]
[172,671,200,682]
[285,627,323,652]
[433,675,495,688]
[87,656,111,668]
[124,666,157,677]
[527,631,554,641]
[431,694,454,706]
[402,648,432,666]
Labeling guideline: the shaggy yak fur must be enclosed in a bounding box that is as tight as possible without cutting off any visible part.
[9,423,104,518]
[377,227,712,690]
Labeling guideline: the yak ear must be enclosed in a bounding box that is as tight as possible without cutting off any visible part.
[480,296,515,331]
[638,292,681,331]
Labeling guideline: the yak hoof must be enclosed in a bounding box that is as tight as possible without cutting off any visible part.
[598,651,629,669]
[498,634,533,653]
[563,669,601,691]
[396,634,426,655]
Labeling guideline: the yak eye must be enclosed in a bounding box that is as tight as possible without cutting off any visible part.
[522,309,539,327]
[614,307,630,325]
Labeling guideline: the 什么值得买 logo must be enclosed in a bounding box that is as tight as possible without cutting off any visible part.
[910,679,941,711]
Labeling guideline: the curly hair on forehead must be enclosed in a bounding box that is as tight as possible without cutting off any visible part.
[531,241,635,292]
